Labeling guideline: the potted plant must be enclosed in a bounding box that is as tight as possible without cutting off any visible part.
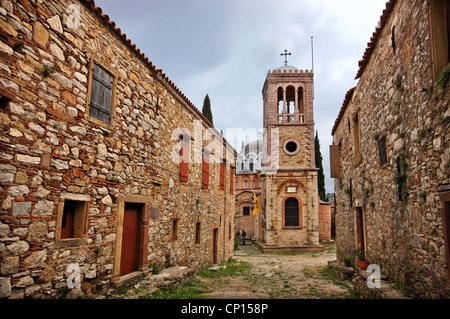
[353,248,370,270]
[342,256,352,267]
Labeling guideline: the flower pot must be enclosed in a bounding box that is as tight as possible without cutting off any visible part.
[358,260,370,270]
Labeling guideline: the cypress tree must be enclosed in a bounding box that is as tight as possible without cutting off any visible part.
[202,94,213,125]
[315,131,326,201]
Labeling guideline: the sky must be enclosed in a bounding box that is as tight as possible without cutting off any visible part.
[94,0,388,194]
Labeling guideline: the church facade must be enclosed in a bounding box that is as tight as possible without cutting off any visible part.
[257,63,324,252]
[234,140,263,241]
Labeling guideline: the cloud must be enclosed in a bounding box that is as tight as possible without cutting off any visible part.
[94,0,388,193]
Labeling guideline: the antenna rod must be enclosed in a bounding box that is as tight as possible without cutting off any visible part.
[311,36,315,100]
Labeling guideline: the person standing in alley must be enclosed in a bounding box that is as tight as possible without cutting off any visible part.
[241,229,246,246]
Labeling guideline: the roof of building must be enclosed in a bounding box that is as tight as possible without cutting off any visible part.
[331,87,356,135]
[238,140,264,156]
[236,169,258,176]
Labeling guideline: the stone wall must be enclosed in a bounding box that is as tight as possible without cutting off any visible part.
[0,0,235,299]
[332,0,450,298]
[277,125,313,168]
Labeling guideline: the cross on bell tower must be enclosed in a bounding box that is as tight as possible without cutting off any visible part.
[280,49,291,66]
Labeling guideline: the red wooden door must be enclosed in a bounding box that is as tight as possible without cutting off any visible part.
[120,204,142,276]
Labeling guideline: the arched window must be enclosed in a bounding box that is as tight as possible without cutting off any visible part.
[286,86,295,114]
[249,158,254,171]
[284,197,300,227]
[277,87,284,114]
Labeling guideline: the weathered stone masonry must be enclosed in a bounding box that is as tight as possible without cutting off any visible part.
[331,0,450,298]
[0,0,235,298]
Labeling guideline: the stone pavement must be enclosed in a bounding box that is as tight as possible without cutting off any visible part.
[92,242,410,299]
[98,266,196,299]
[234,244,263,256]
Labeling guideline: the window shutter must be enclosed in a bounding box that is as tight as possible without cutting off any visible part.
[202,152,209,189]
[220,161,225,190]
[179,140,189,182]
[329,145,341,178]
[89,63,113,124]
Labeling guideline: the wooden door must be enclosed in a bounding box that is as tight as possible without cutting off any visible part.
[120,204,142,276]
[212,228,218,265]
[356,207,365,253]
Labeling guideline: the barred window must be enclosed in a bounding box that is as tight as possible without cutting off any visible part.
[284,197,299,227]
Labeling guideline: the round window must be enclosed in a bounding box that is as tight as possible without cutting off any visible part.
[283,139,300,155]
[285,141,298,153]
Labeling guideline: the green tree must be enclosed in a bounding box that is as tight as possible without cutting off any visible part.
[315,131,326,201]
[202,94,213,125]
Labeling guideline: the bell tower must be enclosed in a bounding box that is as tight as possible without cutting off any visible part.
[258,51,323,252]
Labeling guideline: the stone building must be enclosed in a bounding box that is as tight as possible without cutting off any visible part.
[318,199,331,242]
[0,0,235,299]
[234,139,263,241]
[330,0,450,298]
[257,62,324,253]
